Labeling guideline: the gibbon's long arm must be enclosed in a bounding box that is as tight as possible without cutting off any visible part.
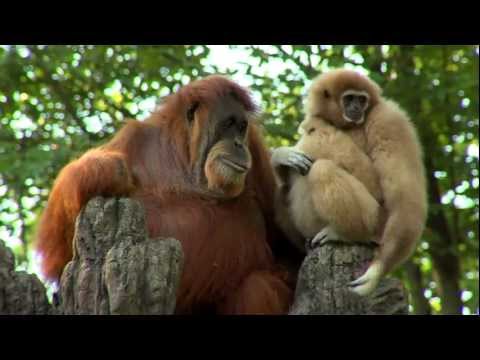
[349,101,427,296]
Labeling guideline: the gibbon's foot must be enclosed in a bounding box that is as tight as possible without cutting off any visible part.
[272,147,313,176]
[349,261,383,296]
[307,226,341,251]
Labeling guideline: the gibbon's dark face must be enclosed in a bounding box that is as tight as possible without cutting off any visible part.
[308,69,382,130]
[341,90,370,125]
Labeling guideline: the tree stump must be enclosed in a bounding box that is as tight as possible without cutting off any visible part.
[0,196,409,315]
[0,240,52,315]
[289,241,409,315]
[58,197,184,315]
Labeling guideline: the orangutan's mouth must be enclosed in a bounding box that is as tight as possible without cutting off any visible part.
[221,157,250,173]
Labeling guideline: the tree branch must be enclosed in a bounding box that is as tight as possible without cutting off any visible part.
[1,197,409,315]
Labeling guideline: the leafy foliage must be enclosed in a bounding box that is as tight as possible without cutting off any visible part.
[0,45,477,314]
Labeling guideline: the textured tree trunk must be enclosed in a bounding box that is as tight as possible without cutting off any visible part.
[0,239,52,314]
[430,252,463,315]
[404,260,432,315]
[58,197,184,315]
[0,197,409,315]
[426,159,463,315]
[289,241,409,315]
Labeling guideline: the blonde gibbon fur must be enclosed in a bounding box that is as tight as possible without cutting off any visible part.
[272,69,428,296]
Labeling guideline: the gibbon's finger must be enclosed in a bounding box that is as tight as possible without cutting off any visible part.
[287,161,309,175]
[305,237,316,252]
[271,147,292,167]
[296,155,314,171]
[272,148,312,174]
[308,236,325,250]
[298,163,311,176]
[286,156,310,175]
[290,153,313,171]
[348,262,382,296]
[310,226,341,249]
[349,263,376,286]
[349,275,368,287]
[300,159,313,175]
[290,151,313,166]
[298,153,314,166]
[349,279,378,297]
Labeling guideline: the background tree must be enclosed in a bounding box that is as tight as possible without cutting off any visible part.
[0,45,477,315]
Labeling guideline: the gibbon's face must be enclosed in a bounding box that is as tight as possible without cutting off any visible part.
[340,90,370,125]
[307,69,381,129]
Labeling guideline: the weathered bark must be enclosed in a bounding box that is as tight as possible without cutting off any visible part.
[0,239,52,315]
[289,241,409,315]
[430,252,463,315]
[58,197,184,315]
[1,196,409,315]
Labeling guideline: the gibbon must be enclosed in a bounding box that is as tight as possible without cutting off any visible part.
[272,69,428,296]
[272,116,382,251]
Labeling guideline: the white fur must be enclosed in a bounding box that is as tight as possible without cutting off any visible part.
[349,261,384,296]
[342,89,369,99]
[342,113,365,124]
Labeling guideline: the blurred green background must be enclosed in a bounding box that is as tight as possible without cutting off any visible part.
[0,45,478,315]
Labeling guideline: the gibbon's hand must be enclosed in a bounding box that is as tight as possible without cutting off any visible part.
[271,147,313,176]
[349,261,383,296]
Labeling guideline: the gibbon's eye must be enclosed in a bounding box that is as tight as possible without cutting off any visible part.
[186,102,199,123]
[358,95,367,106]
[344,94,354,103]
[323,89,330,99]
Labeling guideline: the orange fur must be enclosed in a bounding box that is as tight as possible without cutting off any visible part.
[35,75,294,314]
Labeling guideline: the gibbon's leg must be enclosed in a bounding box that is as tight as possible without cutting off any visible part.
[217,271,292,315]
[348,208,424,296]
[307,159,380,243]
